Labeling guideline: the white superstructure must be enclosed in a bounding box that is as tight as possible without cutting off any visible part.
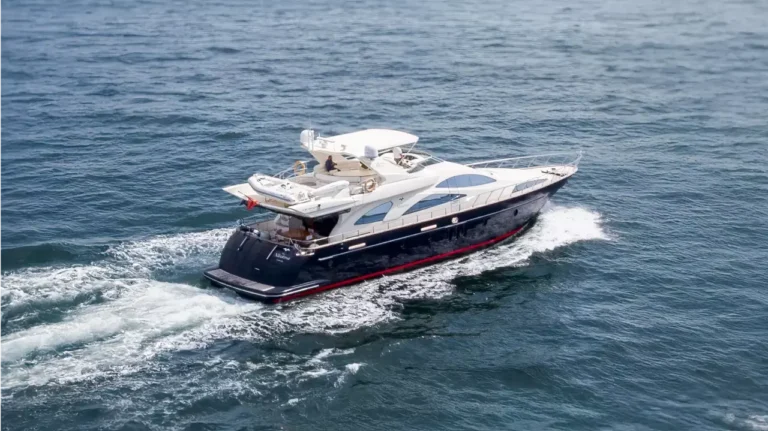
[222,129,581,248]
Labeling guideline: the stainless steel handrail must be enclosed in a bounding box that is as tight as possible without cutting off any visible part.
[237,213,275,227]
[466,151,582,170]
[272,160,318,180]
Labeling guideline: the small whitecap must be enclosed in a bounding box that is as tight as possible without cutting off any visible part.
[345,363,363,374]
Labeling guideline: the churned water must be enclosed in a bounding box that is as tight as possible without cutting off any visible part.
[2,0,767,429]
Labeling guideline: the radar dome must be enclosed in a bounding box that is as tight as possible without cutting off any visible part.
[364,144,378,159]
[300,129,315,146]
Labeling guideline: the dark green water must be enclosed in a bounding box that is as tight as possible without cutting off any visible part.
[2,0,768,429]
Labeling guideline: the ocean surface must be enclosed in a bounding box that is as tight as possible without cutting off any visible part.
[2,0,768,429]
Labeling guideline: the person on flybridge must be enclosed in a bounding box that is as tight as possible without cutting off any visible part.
[393,146,403,165]
[325,155,338,172]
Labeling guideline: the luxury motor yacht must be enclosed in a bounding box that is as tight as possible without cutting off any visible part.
[204,129,581,302]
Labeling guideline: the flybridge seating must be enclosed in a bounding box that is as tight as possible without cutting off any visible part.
[222,129,433,209]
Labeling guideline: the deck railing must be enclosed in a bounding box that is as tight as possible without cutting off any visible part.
[237,213,275,227]
[466,151,582,170]
[272,160,319,180]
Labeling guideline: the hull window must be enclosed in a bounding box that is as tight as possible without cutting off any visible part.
[355,201,393,225]
[404,194,464,215]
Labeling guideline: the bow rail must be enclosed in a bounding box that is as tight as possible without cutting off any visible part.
[467,151,582,170]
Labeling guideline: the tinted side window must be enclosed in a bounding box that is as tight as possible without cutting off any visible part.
[469,174,496,186]
[437,174,495,188]
[513,178,547,192]
[355,201,393,225]
[403,194,464,215]
[436,177,454,188]
[407,157,443,173]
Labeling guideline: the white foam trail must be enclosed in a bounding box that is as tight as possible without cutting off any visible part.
[1,205,608,390]
[309,348,356,363]
[437,204,608,278]
[306,204,609,307]
[1,228,232,309]
[2,281,261,388]
[1,265,134,307]
[105,228,233,273]
[724,414,768,431]
[745,416,768,431]
[335,363,364,387]
[345,363,363,373]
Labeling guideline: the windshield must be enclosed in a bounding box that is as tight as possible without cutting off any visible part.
[407,156,444,173]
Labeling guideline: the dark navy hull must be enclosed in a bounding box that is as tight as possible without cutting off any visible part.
[204,178,568,303]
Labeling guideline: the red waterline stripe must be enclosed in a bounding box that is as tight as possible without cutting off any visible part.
[275,224,526,303]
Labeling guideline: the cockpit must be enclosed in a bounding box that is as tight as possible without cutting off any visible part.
[377,147,443,172]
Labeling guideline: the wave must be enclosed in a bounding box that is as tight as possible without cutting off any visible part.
[1,242,98,271]
[723,413,768,431]
[1,205,608,390]
[1,228,232,313]
[1,281,261,388]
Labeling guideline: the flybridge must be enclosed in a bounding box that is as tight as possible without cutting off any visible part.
[222,128,436,220]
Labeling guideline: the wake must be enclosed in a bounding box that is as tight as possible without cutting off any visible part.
[1,204,608,390]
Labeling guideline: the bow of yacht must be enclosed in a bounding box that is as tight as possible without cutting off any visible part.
[204,129,581,302]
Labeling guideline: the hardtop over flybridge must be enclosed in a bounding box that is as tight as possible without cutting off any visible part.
[204,128,581,302]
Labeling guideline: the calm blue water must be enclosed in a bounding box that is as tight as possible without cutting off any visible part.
[2,0,768,429]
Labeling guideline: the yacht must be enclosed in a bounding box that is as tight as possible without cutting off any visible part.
[204,129,581,302]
